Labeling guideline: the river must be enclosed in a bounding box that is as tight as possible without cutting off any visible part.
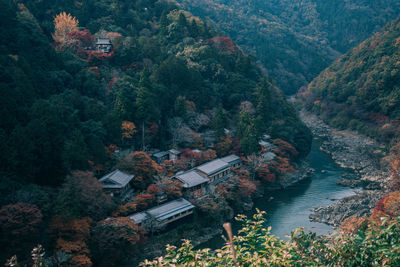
[199,137,357,249]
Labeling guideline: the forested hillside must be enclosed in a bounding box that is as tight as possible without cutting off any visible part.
[0,0,310,187]
[174,0,400,94]
[0,0,311,265]
[304,18,400,145]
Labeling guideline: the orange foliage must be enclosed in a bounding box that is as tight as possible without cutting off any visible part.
[269,156,295,176]
[207,37,236,54]
[201,149,217,163]
[134,193,156,210]
[49,216,91,265]
[370,191,400,224]
[52,12,79,48]
[273,139,299,160]
[70,254,92,267]
[238,178,257,197]
[112,203,138,217]
[147,184,161,194]
[121,121,137,140]
[161,180,183,199]
[339,216,368,234]
[216,136,233,157]
[257,165,276,183]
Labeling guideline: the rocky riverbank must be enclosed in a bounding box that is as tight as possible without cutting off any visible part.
[300,110,392,226]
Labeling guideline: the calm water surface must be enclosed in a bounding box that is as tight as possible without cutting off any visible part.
[200,138,356,248]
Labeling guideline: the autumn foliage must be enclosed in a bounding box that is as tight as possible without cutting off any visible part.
[48,216,92,266]
[0,203,43,261]
[207,37,236,54]
[91,217,146,267]
[52,12,79,49]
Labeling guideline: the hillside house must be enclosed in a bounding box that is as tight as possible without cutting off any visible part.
[99,169,134,197]
[174,170,209,195]
[220,154,243,169]
[129,198,195,230]
[168,149,181,161]
[96,38,113,53]
[152,151,169,164]
[196,159,231,183]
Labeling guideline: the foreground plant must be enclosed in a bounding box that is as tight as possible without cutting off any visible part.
[141,210,400,266]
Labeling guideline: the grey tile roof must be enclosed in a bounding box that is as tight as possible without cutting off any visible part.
[220,154,242,165]
[152,151,169,158]
[96,38,112,45]
[146,198,194,222]
[175,170,210,188]
[129,212,149,224]
[168,149,181,155]
[196,159,230,176]
[263,152,276,161]
[99,169,134,189]
[259,140,272,148]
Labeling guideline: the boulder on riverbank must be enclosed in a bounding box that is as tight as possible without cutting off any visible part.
[300,110,392,226]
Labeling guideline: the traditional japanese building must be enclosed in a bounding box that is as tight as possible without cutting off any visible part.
[99,169,134,197]
[168,149,181,161]
[220,154,243,169]
[174,170,210,195]
[151,151,169,164]
[95,38,113,53]
[129,198,195,230]
[196,159,231,183]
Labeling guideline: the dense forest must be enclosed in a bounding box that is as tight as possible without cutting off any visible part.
[0,0,310,187]
[304,18,400,145]
[0,0,311,265]
[174,0,400,94]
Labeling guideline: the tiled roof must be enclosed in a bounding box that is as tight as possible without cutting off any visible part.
[129,212,149,224]
[196,159,230,176]
[99,169,134,189]
[146,198,194,222]
[96,38,112,45]
[168,149,181,155]
[175,170,210,188]
[220,154,242,165]
[152,151,169,158]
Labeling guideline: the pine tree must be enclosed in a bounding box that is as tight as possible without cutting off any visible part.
[160,10,169,36]
[136,71,157,150]
[190,19,199,37]
[178,12,187,28]
[213,105,227,140]
[255,78,271,124]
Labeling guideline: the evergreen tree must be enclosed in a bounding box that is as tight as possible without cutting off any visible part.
[190,19,199,37]
[178,12,187,28]
[213,105,227,140]
[136,71,158,150]
[159,10,169,36]
[255,78,271,124]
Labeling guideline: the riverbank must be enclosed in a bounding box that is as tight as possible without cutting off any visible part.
[300,110,393,226]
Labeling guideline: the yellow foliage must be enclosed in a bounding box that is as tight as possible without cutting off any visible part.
[52,12,79,48]
[121,121,137,139]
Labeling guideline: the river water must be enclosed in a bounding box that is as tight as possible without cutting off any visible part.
[200,137,356,249]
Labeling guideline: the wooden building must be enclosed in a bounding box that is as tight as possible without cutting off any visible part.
[99,169,134,197]
[174,170,210,195]
[168,149,181,161]
[152,151,169,164]
[220,154,243,169]
[129,198,195,230]
[196,159,231,183]
[95,38,113,53]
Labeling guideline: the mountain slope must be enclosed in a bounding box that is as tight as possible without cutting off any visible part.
[304,17,400,143]
[0,0,311,186]
[174,0,400,94]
